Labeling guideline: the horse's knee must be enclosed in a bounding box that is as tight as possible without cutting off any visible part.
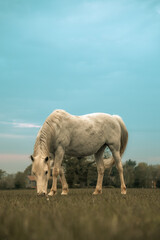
[53,167,59,177]
[97,166,104,175]
[59,167,64,177]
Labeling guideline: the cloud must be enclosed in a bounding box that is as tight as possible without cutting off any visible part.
[13,122,41,128]
[0,121,41,128]
[0,133,34,139]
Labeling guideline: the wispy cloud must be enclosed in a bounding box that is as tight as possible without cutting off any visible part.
[12,122,41,128]
[0,133,34,139]
[0,121,41,128]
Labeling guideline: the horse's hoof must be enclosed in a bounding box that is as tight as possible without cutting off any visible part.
[92,192,97,195]
[121,191,127,195]
[92,190,102,195]
[61,191,68,196]
[48,191,54,196]
[48,190,57,196]
[121,188,127,195]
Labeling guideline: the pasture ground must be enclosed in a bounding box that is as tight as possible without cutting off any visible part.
[0,188,160,240]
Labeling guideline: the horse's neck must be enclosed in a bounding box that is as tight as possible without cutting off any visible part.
[34,123,53,157]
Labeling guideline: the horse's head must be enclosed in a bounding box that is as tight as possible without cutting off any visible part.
[30,155,50,195]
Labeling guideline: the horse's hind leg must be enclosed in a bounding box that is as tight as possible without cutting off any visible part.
[93,146,106,195]
[59,167,69,195]
[109,146,126,194]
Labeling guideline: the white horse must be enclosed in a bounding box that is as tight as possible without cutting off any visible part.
[31,109,128,196]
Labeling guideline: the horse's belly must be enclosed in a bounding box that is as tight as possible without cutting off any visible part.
[65,134,105,157]
[65,147,98,157]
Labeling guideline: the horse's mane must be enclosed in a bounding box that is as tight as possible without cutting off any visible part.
[33,110,67,156]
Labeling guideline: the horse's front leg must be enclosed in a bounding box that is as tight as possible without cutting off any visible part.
[48,146,64,196]
[59,167,69,195]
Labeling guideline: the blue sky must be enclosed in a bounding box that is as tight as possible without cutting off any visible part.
[0,0,160,173]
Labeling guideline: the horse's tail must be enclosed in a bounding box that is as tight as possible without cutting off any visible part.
[104,115,128,170]
[114,115,128,156]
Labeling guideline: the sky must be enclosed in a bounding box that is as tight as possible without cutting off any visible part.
[0,0,160,173]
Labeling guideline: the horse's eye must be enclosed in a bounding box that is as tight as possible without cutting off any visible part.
[32,172,36,176]
[45,171,48,175]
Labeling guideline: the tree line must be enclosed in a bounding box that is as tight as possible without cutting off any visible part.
[63,157,160,188]
[0,157,160,189]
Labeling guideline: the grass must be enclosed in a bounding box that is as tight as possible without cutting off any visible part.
[0,188,160,240]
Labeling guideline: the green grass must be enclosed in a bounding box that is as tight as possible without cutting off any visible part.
[0,189,160,240]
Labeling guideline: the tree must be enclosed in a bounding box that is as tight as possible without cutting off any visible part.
[24,164,32,176]
[155,165,160,187]
[134,162,148,188]
[63,156,79,187]
[123,160,136,188]
[0,169,6,180]
[108,166,120,187]
[87,164,97,187]
[14,172,26,189]
[77,157,94,187]
[63,155,94,188]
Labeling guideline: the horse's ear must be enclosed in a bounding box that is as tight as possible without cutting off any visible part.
[44,156,49,163]
[30,155,34,162]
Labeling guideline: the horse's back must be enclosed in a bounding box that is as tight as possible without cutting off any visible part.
[49,110,121,141]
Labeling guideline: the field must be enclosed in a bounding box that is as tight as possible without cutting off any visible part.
[0,189,160,240]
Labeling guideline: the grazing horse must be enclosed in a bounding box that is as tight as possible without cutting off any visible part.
[31,109,128,196]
